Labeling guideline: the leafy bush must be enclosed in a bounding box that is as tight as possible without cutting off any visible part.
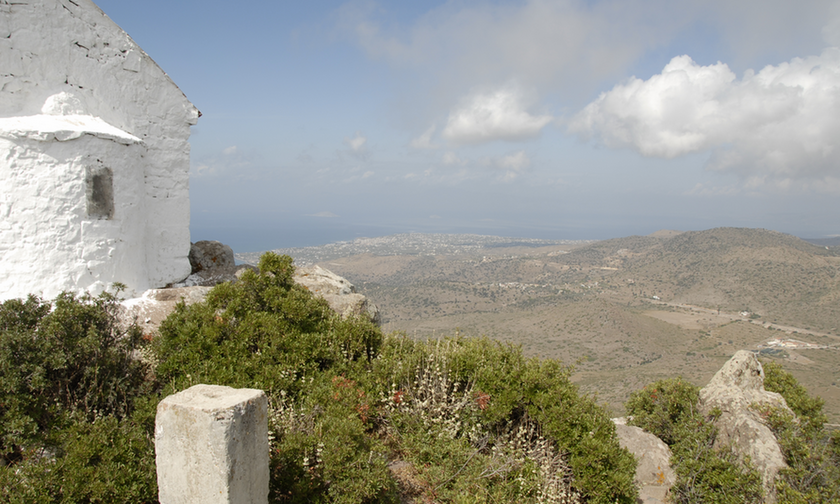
[370,336,637,504]
[667,417,763,504]
[758,361,840,502]
[153,253,393,503]
[0,289,156,501]
[153,253,382,395]
[2,253,638,503]
[0,414,157,503]
[624,377,699,446]
[0,289,149,465]
[626,378,763,504]
[762,360,827,433]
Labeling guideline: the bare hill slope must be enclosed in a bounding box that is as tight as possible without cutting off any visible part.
[239,228,840,420]
[564,228,840,333]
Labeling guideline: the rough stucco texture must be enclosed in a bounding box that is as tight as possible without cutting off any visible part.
[155,385,269,504]
[0,0,199,300]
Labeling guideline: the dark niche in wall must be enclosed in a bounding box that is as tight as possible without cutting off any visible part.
[85,165,114,220]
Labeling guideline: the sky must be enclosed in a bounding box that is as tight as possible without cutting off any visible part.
[95,0,840,252]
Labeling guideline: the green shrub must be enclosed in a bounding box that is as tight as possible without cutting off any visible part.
[626,378,763,504]
[624,377,699,445]
[0,289,149,465]
[0,414,158,503]
[154,253,395,503]
[667,418,763,504]
[762,360,827,433]
[153,253,382,395]
[372,336,637,504]
[758,361,840,502]
[0,289,156,502]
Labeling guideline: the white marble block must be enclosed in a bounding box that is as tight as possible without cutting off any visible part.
[155,384,269,504]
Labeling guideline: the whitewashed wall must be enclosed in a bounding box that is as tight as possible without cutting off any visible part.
[0,0,199,300]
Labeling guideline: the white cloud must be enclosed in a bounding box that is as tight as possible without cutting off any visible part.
[346,132,367,152]
[342,0,667,102]
[340,0,839,148]
[362,170,375,179]
[191,162,211,176]
[307,211,338,218]
[569,48,840,183]
[489,150,532,182]
[342,132,371,161]
[497,151,531,172]
[687,183,741,197]
[442,86,552,144]
[441,151,466,166]
[410,125,438,149]
[190,146,253,178]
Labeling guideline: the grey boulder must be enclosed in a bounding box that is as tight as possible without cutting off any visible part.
[699,350,792,502]
[294,265,380,324]
[189,240,235,274]
[613,418,675,504]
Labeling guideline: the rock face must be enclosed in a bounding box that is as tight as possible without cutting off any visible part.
[155,384,269,504]
[294,265,381,324]
[189,241,236,274]
[613,418,675,504]
[699,350,792,501]
[121,258,380,335]
[175,240,256,288]
[120,286,213,336]
[0,0,198,301]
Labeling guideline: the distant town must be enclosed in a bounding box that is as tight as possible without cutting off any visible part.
[236,233,591,266]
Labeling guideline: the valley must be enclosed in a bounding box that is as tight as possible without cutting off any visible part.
[239,228,840,422]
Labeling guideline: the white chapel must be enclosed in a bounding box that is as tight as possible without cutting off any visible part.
[0,0,199,300]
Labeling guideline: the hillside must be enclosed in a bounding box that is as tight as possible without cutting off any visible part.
[240,228,840,421]
[614,228,840,333]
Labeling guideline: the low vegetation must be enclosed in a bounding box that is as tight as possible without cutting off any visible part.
[626,369,840,503]
[4,248,836,502]
[1,253,637,503]
[760,361,840,502]
[0,288,157,503]
[625,377,763,504]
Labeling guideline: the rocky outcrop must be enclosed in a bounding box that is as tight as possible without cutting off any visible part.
[699,350,792,502]
[175,264,258,288]
[175,241,257,287]
[120,286,212,336]
[612,418,675,504]
[189,240,236,274]
[121,254,380,336]
[294,265,381,324]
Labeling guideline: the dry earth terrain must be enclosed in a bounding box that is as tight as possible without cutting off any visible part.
[242,228,840,422]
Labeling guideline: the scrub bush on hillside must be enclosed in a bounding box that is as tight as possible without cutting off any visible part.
[154,252,637,503]
[0,289,157,502]
[368,336,637,503]
[759,360,840,502]
[3,252,638,503]
[625,377,763,504]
